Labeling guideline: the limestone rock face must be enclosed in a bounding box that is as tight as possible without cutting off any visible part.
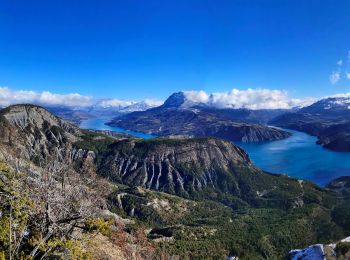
[97,137,276,200]
[2,104,82,138]
[0,104,88,173]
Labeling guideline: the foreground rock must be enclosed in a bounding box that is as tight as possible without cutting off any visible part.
[289,244,325,260]
[289,237,350,259]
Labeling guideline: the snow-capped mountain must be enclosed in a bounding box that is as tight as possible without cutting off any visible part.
[120,100,164,113]
[302,96,350,112]
[96,98,163,112]
[44,99,163,124]
[271,95,350,152]
[160,92,206,109]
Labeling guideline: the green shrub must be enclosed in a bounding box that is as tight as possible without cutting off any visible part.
[336,242,350,257]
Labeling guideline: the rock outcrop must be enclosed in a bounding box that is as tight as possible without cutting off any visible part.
[99,138,254,195]
[289,237,350,260]
[0,104,94,174]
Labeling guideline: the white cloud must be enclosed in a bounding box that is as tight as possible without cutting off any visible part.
[0,87,93,107]
[329,92,350,98]
[329,72,340,84]
[39,91,92,107]
[143,98,164,107]
[0,86,165,110]
[183,90,210,103]
[337,60,343,66]
[346,72,350,80]
[183,89,312,110]
[97,99,134,108]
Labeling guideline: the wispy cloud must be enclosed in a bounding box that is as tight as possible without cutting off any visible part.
[183,89,314,109]
[346,72,350,80]
[329,92,350,98]
[329,72,341,85]
[143,98,164,107]
[330,50,350,84]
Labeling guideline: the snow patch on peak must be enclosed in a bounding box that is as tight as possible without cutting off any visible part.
[120,100,163,113]
[97,99,135,109]
[96,98,163,112]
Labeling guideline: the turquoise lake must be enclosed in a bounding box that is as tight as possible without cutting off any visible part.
[79,118,156,139]
[238,129,350,186]
[80,119,350,186]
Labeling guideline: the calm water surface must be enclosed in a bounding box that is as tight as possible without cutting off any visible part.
[79,118,156,139]
[80,119,350,186]
[238,129,350,186]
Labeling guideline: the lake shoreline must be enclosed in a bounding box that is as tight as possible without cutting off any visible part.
[80,118,350,187]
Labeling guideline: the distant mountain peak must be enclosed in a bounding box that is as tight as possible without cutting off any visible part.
[303,96,350,111]
[120,101,156,113]
[162,92,187,108]
[162,91,209,109]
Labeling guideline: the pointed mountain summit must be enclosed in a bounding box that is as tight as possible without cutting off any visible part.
[161,92,187,108]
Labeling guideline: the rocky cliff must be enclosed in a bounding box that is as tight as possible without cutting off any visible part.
[94,137,327,209]
[289,236,350,259]
[98,138,253,195]
[0,104,98,175]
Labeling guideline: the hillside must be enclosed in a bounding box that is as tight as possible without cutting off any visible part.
[107,92,291,143]
[271,97,350,152]
[0,104,349,259]
[95,137,323,208]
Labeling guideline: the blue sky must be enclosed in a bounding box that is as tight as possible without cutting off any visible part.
[1,0,350,102]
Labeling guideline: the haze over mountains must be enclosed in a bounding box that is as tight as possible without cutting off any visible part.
[45,99,163,124]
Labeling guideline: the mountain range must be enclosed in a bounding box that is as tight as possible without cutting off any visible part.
[271,96,350,152]
[107,92,291,142]
[45,99,161,125]
[101,92,350,152]
[0,104,349,259]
